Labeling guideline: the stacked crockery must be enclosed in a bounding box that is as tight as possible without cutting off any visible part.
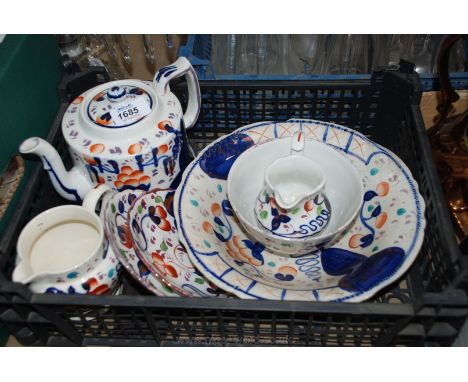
[175,119,426,302]
[228,130,362,256]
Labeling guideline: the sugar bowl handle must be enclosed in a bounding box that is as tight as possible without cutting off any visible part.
[153,57,201,130]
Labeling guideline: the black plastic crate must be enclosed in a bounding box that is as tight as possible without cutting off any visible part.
[1,65,468,346]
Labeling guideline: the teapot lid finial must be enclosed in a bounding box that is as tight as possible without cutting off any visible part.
[106,86,127,101]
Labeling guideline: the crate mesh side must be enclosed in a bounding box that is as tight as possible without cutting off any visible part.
[391,109,459,292]
[186,85,380,154]
[0,298,461,346]
[50,304,405,346]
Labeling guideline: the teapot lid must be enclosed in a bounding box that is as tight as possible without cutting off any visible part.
[62,79,183,159]
[86,84,154,129]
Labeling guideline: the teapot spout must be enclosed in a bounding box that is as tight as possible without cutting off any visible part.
[19,137,92,201]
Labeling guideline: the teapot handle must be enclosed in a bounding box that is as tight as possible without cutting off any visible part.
[153,57,201,130]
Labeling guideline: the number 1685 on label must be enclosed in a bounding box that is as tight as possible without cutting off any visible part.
[118,107,139,119]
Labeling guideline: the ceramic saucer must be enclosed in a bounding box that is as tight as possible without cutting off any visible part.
[175,119,426,302]
[127,188,227,298]
[105,190,180,297]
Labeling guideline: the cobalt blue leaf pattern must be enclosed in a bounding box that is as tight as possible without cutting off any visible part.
[271,215,281,231]
[271,212,290,231]
[214,231,226,243]
[371,205,382,218]
[214,216,225,227]
[199,134,255,180]
[321,248,367,276]
[243,240,265,265]
[321,247,405,292]
[137,260,151,277]
[222,199,234,216]
[275,273,295,282]
[363,190,378,201]
[338,247,405,292]
[360,234,374,248]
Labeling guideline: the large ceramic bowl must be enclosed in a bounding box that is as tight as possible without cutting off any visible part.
[175,119,426,302]
[227,138,363,256]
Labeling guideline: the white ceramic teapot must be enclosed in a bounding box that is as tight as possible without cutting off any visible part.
[19,57,200,201]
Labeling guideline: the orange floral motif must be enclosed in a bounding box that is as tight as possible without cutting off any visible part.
[114,166,150,191]
[96,116,111,125]
[211,203,221,216]
[158,120,174,131]
[304,200,315,212]
[90,143,105,154]
[159,144,168,154]
[118,223,133,250]
[376,182,390,197]
[349,234,364,248]
[202,201,265,266]
[225,235,263,266]
[128,143,143,155]
[72,96,83,104]
[202,221,214,234]
[375,212,388,229]
[93,92,105,101]
[84,155,97,165]
[148,205,172,231]
[82,277,111,295]
[278,266,297,277]
[151,252,178,278]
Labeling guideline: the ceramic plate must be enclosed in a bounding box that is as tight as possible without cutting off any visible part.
[105,190,180,297]
[128,189,227,298]
[175,119,426,302]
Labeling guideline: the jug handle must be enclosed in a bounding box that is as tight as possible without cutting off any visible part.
[291,130,305,155]
[153,57,201,130]
[82,184,113,219]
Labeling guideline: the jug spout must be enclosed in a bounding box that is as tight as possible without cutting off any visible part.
[275,188,304,210]
[12,259,36,284]
[19,137,92,201]
[265,155,326,210]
